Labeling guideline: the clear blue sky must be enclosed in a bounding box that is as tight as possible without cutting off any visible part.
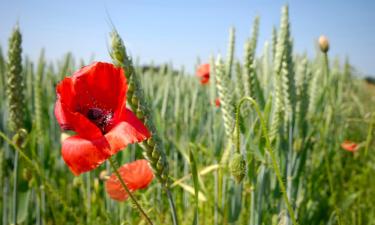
[0,0,374,76]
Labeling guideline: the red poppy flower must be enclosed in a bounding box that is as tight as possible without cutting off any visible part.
[215,98,221,107]
[105,159,154,201]
[196,63,210,85]
[341,140,359,152]
[54,62,151,175]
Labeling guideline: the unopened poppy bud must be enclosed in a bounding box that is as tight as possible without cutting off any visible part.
[319,35,329,53]
[229,153,247,183]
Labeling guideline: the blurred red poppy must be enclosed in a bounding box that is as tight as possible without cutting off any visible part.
[341,140,359,152]
[215,98,221,107]
[196,63,210,85]
[54,62,150,175]
[105,159,154,201]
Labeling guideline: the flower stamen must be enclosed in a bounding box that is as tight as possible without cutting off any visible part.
[87,107,113,132]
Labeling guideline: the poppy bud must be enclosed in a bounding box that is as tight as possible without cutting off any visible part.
[229,153,247,183]
[319,35,329,53]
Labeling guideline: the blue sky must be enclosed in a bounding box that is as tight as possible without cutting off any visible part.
[0,0,374,76]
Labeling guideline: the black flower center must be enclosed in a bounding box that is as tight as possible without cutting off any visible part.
[87,107,113,133]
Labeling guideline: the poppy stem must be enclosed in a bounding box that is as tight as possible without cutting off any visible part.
[108,157,154,225]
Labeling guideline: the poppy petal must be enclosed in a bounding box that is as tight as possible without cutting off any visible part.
[55,98,72,130]
[215,98,221,107]
[61,135,112,175]
[341,140,359,152]
[200,75,210,84]
[56,76,76,111]
[61,108,151,176]
[105,160,154,201]
[55,99,103,139]
[196,64,210,85]
[196,63,210,78]
[72,62,127,113]
[105,109,151,154]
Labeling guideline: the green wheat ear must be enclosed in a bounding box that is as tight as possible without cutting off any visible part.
[110,30,169,185]
[280,5,296,122]
[270,5,296,138]
[34,49,45,139]
[261,41,271,92]
[225,27,235,79]
[7,25,25,133]
[215,55,235,140]
[271,26,278,61]
[235,61,245,98]
[294,57,311,138]
[0,46,6,98]
[249,16,260,53]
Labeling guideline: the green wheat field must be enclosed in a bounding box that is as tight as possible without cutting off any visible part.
[1,5,375,225]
